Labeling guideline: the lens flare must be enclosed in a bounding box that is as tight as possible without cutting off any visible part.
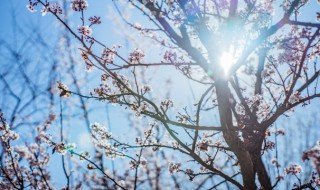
[220,46,235,74]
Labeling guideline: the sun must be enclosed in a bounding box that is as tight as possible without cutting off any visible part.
[220,46,235,74]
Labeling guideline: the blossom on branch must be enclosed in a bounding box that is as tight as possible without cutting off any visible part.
[71,0,88,12]
[78,25,92,36]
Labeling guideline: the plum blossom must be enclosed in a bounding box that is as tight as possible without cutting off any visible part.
[285,163,303,175]
[168,162,181,174]
[79,151,91,161]
[302,142,320,174]
[160,99,174,110]
[90,122,107,133]
[89,16,101,25]
[176,114,189,123]
[49,3,62,14]
[101,74,110,82]
[78,25,92,36]
[131,103,149,117]
[0,119,19,142]
[265,141,275,150]
[196,138,212,152]
[186,169,194,175]
[41,6,48,16]
[163,50,177,62]
[129,48,145,64]
[101,48,116,64]
[71,0,88,11]
[53,143,76,155]
[26,4,37,12]
[90,123,117,158]
[57,81,71,97]
[142,85,152,94]
[289,91,302,104]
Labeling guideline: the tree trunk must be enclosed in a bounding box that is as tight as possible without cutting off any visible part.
[237,151,257,189]
[254,154,272,190]
[214,80,257,189]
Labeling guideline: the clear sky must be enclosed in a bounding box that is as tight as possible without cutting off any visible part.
[1,0,320,189]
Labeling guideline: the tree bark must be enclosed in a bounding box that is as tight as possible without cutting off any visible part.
[255,156,272,190]
[215,80,258,189]
[237,151,257,189]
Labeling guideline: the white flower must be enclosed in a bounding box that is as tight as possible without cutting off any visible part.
[160,99,173,110]
[90,122,107,132]
[57,81,71,97]
[41,6,48,16]
[101,48,116,64]
[302,144,320,174]
[78,25,92,36]
[26,4,37,12]
[15,146,32,160]
[143,85,152,93]
[128,48,145,64]
[118,180,126,187]
[168,162,181,174]
[71,0,88,11]
[289,91,302,104]
[284,163,303,175]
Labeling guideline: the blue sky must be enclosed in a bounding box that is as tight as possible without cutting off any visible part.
[1,0,320,189]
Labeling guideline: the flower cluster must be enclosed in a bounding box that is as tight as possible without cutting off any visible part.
[131,103,149,117]
[48,3,63,15]
[78,25,92,36]
[26,4,37,12]
[128,48,145,64]
[285,163,303,175]
[163,50,177,63]
[196,138,213,152]
[160,99,174,111]
[101,47,116,64]
[264,141,275,150]
[142,85,152,94]
[90,123,117,158]
[248,94,271,119]
[26,1,62,15]
[0,113,19,145]
[289,91,302,104]
[81,51,94,71]
[1,126,19,142]
[53,142,76,155]
[168,162,181,174]
[57,81,71,97]
[79,151,91,161]
[41,5,48,16]
[302,142,320,174]
[71,0,88,12]
[0,112,54,189]
[89,16,101,25]
[176,114,189,123]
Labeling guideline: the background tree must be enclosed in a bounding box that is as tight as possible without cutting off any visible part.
[1,0,320,189]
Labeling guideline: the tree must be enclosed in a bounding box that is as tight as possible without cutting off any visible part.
[1,0,320,189]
